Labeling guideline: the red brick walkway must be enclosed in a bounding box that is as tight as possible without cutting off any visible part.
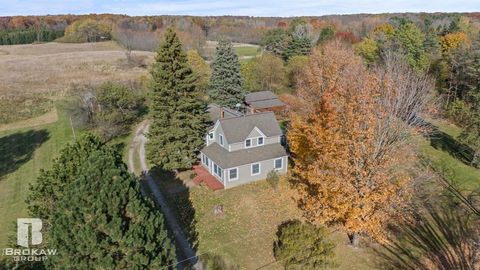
[192,165,224,191]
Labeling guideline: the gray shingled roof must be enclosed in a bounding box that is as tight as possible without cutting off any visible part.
[245,91,278,103]
[248,99,285,109]
[201,142,287,168]
[219,112,282,143]
[207,104,243,123]
[245,91,285,109]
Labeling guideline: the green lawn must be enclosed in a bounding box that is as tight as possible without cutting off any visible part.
[419,118,480,190]
[153,171,377,270]
[235,46,260,58]
[0,104,73,247]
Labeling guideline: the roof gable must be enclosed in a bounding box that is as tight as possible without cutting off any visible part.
[247,126,266,139]
[219,112,282,143]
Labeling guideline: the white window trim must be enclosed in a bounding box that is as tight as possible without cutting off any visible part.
[257,136,265,145]
[245,138,252,148]
[274,158,283,170]
[208,132,214,139]
[219,134,224,146]
[228,167,239,181]
[213,163,223,179]
[251,163,261,176]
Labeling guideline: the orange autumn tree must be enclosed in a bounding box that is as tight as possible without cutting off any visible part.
[288,42,432,245]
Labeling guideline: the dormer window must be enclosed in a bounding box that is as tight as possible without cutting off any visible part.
[219,134,224,146]
[209,132,214,140]
[257,137,264,145]
[245,139,252,148]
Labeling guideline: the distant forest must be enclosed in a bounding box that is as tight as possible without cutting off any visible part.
[1,13,479,50]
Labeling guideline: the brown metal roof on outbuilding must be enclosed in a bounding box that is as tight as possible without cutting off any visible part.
[245,91,285,109]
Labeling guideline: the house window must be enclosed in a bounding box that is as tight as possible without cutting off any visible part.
[245,139,252,148]
[257,137,264,145]
[229,168,238,181]
[274,158,283,170]
[251,163,260,176]
[219,134,224,146]
[203,155,209,166]
[209,132,214,139]
[213,163,222,178]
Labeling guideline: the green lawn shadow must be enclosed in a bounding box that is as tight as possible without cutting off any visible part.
[0,129,50,180]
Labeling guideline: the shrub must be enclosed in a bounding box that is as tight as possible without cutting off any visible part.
[445,99,471,126]
[69,82,146,141]
[274,220,337,270]
[266,170,280,191]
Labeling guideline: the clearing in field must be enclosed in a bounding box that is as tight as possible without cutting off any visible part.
[0,41,154,96]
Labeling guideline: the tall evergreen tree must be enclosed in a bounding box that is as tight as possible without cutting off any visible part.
[28,133,110,223]
[28,134,176,269]
[284,36,312,59]
[147,27,208,170]
[45,145,176,269]
[208,38,245,108]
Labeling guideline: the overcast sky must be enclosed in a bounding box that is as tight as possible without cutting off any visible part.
[1,0,478,17]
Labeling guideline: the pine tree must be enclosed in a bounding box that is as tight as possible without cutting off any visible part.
[208,38,244,108]
[45,146,176,269]
[27,133,110,223]
[284,36,311,59]
[27,134,176,269]
[147,27,208,171]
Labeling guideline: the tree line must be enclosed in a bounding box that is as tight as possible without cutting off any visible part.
[0,27,64,45]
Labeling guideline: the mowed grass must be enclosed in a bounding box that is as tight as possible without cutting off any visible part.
[0,105,73,247]
[154,172,377,270]
[419,118,480,190]
[235,46,260,58]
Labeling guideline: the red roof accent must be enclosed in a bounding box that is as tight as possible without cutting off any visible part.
[192,165,224,191]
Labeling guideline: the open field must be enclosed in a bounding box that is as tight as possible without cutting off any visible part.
[203,40,261,60]
[0,104,73,248]
[0,41,154,96]
[0,41,155,248]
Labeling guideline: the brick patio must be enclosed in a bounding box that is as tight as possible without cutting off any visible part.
[192,165,224,191]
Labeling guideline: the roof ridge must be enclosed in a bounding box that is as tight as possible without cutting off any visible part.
[219,111,274,121]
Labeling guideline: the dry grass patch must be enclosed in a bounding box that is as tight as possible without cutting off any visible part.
[0,107,58,132]
[0,41,154,95]
[0,95,54,125]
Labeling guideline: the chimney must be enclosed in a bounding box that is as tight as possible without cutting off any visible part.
[220,107,225,119]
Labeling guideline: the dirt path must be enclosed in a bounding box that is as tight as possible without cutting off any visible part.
[128,121,201,269]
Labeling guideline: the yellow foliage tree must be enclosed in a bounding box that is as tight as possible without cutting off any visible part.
[440,32,470,54]
[187,49,211,94]
[371,23,395,39]
[288,42,419,245]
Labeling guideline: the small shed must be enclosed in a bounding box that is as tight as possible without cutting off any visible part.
[244,91,286,114]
